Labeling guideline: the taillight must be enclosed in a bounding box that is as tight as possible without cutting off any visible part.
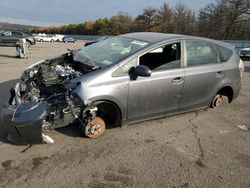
[239,59,244,78]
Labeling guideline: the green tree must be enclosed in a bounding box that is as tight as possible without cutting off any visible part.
[93,18,111,35]
[110,12,133,34]
[134,7,158,31]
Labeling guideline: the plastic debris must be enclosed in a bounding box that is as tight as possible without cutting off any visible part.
[42,133,54,144]
[238,125,248,131]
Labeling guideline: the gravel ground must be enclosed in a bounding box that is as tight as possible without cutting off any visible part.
[0,42,249,188]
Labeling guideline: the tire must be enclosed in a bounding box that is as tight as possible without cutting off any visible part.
[26,40,31,48]
[40,39,43,42]
[85,117,106,139]
[51,39,54,42]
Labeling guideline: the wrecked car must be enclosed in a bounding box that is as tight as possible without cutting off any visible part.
[1,32,244,144]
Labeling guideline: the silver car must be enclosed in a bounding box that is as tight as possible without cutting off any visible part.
[1,32,244,144]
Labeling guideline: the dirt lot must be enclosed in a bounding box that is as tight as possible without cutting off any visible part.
[0,42,250,188]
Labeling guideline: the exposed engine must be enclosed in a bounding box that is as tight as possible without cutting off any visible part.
[12,53,94,142]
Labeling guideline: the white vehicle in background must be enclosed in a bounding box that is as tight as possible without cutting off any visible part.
[35,33,46,41]
[37,35,56,42]
[36,33,46,37]
[239,48,250,58]
[54,34,65,42]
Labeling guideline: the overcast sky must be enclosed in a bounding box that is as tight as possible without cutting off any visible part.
[0,0,214,27]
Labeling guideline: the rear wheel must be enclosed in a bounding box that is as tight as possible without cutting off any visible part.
[85,117,106,139]
[211,94,223,108]
[51,39,54,42]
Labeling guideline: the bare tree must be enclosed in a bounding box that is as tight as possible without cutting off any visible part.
[173,3,195,34]
[198,0,250,39]
[135,7,157,31]
[155,3,174,33]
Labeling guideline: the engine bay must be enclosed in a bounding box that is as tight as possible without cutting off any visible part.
[7,52,97,143]
[19,53,93,102]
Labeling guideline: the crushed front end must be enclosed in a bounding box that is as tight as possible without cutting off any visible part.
[1,52,92,144]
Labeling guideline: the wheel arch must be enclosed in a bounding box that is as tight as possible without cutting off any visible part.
[217,86,234,103]
[211,85,234,106]
[88,99,123,128]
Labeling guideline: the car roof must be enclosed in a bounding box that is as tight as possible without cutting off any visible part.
[120,32,184,43]
[120,32,234,49]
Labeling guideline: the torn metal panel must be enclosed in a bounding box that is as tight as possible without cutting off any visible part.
[1,101,46,144]
[1,52,93,144]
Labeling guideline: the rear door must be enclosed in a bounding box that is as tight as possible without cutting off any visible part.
[180,40,225,111]
[1,31,18,46]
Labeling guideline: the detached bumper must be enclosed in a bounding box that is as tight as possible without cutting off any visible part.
[1,101,47,144]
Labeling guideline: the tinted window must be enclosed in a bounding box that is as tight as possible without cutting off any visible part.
[139,42,181,71]
[12,32,22,36]
[216,45,233,62]
[186,40,217,66]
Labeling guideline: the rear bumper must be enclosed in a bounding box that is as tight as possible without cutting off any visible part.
[232,81,241,102]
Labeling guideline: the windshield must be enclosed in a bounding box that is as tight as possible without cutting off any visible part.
[74,37,151,68]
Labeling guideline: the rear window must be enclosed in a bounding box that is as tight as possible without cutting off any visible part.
[216,45,233,62]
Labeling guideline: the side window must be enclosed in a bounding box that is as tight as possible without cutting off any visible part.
[112,58,138,77]
[12,32,22,37]
[216,45,233,62]
[186,40,217,67]
[2,31,12,36]
[139,42,181,71]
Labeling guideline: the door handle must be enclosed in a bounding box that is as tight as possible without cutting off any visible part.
[216,71,224,78]
[172,77,184,85]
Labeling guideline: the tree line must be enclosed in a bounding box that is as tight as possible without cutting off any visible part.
[31,0,250,40]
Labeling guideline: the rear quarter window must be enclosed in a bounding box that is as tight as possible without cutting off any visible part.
[186,40,217,67]
[216,45,233,62]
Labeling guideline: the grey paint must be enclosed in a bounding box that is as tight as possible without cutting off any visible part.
[73,33,241,125]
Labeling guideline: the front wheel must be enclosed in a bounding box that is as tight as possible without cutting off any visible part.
[26,40,31,48]
[85,117,106,139]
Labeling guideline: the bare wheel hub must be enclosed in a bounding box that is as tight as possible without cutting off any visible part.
[85,117,106,139]
[89,123,101,134]
[212,94,223,107]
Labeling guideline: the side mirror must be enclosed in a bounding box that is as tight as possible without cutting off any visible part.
[129,65,151,80]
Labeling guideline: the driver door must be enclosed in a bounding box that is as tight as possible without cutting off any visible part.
[128,41,184,123]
